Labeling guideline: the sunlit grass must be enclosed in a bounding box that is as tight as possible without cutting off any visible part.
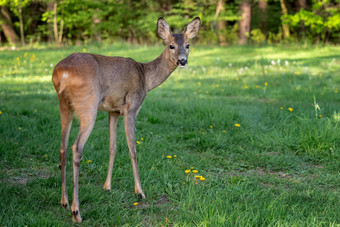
[0,44,340,226]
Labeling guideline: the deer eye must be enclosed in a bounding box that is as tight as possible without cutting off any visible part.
[186,44,190,49]
[169,45,175,49]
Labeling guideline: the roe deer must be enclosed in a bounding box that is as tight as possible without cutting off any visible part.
[52,17,200,223]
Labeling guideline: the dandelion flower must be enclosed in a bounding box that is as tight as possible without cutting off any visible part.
[133,202,138,206]
[0,111,2,114]
[280,107,283,110]
[82,48,86,52]
[167,156,172,159]
[244,85,248,89]
[141,138,144,141]
[264,82,268,86]
[288,108,293,112]
[136,141,140,144]
[192,170,198,174]
[87,160,92,163]
[210,125,213,129]
[199,176,206,181]
[174,155,177,158]
[235,124,241,127]
[194,175,201,179]
[185,170,191,174]
[319,115,323,118]
[190,167,194,170]
[222,130,227,133]
[44,155,48,158]
[18,127,22,130]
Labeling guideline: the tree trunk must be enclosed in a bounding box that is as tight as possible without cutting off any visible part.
[239,0,251,45]
[258,0,267,35]
[53,1,59,45]
[297,0,306,40]
[18,0,25,46]
[0,6,20,45]
[215,0,228,46]
[47,2,54,42]
[280,0,290,39]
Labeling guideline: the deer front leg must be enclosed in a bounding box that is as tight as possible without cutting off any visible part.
[103,112,119,191]
[124,110,145,199]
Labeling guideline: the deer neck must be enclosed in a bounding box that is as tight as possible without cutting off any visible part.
[142,48,178,92]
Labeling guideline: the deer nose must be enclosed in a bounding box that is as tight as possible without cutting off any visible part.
[177,58,187,66]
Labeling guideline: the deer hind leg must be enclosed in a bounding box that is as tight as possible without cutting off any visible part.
[58,95,73,209]
[103,112,119,191]
[124,106,145,199]
[71,105,98,223]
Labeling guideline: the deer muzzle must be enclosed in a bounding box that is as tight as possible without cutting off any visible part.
[177,58,187,67]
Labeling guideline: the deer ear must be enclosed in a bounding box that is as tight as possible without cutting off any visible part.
[183,17,201,39]
[157,17,172,40]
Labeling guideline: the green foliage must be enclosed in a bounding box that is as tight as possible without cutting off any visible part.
[250,28,266,44]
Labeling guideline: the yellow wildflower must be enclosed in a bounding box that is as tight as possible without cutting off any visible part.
[44,155,48,158]
[174,155,177,158]
[136,141,140,144]
[294,72,300,75]
[192,170,198,174]
[235,124,241,127]
[194,175,201,179]
[18,127,22,130]
[264,82,268,86]
[222,130,227,133]
[288,107,293,112]
[141,138,144,141]
[199,176,206,181]
[87,160,92,163]
[216,84,220,88]
[0,111,2,114]
[82,48,86,52]
[133,202,138,206]
[244,85,248,89]
[167,156,172,159]
[210,125,213,129]
[190,167,194,170]
[280,107,283,110]
[319,115,323,118]
[185,170,191,174]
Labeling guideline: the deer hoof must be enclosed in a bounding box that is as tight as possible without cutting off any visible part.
[72,210,82,223]
[138,192,146,199]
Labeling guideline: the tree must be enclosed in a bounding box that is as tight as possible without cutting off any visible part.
[215,0,228,46]
[280,0,290,39]
[239,0,251,45]
[0,5,20,45]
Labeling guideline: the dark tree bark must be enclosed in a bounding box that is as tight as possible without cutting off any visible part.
[239,0,251,45]
[0,6,20,45]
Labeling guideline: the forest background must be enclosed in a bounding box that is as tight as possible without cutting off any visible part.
[0,0,340,47]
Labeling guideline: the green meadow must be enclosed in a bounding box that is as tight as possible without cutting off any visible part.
[0,44,339,226]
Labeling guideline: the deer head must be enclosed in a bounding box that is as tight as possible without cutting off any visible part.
[157,17,201,68]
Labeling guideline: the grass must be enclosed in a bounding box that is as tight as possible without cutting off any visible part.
[0,43,340,226]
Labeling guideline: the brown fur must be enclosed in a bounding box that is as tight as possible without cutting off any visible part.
[52,17,200,223]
